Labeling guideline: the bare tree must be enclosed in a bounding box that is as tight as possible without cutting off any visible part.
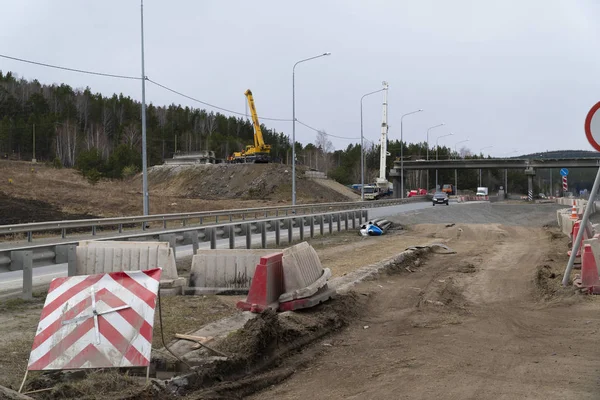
[123,124,141,149]
[316,130,334,174]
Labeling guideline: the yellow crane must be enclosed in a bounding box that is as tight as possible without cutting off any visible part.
[229,89,271,163]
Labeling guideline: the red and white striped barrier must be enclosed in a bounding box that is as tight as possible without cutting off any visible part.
[27,268,161,371]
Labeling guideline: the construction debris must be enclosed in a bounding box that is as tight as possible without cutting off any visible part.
[359,218,393,236]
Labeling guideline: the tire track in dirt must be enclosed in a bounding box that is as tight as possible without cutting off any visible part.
[252,222,600,400]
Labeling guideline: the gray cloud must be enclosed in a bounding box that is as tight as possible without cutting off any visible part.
[2,0,599,156]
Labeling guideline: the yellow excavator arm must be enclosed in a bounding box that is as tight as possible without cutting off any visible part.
[244,89,266,149]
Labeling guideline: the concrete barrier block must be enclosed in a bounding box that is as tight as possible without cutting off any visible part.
[76,241,179,282]
[188,249,275,294]
[279,242,331,303]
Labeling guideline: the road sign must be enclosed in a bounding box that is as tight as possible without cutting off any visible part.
[27,268,161,371]
[560,168,569,177]
[585,102,600,151]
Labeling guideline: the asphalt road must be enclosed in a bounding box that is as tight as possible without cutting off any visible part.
[0,200,453,295]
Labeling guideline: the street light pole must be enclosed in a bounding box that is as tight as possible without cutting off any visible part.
[426,123,444,191]
[360,88,385,201]
[400,109,423,198]
[454,139,469,194]
[140,0,149,216]
[478,145,493,187]
[435,132,453,190]
[292,52,331,206]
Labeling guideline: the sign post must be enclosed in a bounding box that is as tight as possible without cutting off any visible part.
[560,168,569,194]
[562,103,600,286]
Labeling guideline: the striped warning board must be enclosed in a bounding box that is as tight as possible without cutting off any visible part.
[528,190,533,202]
[27,268,161,370]
[563,176,568,192]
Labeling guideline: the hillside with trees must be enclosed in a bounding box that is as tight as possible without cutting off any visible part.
[1,71,593,196]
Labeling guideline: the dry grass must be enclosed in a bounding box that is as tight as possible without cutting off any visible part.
[153,295,242,348]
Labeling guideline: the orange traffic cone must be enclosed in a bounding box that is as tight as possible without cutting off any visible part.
[571,200,578,220]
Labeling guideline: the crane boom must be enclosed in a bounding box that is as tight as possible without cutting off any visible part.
[245,90,265,148]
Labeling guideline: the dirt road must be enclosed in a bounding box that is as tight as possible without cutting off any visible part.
[254,205,600,400]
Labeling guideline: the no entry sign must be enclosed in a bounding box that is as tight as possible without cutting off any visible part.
[584,102,600,151]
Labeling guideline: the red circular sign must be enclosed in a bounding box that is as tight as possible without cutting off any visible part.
[584,101,600,151]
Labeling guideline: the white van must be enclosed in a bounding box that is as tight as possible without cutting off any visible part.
[476,187,488,196]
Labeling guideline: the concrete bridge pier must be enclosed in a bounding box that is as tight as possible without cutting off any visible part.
[525,167,536,201]
[393,176,401,198]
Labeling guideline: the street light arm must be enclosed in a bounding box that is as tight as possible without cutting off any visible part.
[401,109,424,122]
[293,53,331,73]
[361,88,385,102]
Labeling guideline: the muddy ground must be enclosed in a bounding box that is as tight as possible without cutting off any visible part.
[251,205,600,400]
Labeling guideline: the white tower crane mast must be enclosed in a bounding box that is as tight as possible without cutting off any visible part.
[376,81,390,190]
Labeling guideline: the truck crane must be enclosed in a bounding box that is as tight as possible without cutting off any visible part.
[375,81,392,196]
[229,89,271,163]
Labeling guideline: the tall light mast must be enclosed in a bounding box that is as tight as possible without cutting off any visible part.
[376,81,389,190]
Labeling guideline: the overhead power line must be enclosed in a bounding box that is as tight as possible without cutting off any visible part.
[148,79,292,122]
[0,53,141,80]
[0,53,361,142]
[295,120,360,140]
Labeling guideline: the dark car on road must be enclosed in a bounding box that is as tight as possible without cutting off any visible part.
[432,191,449,206]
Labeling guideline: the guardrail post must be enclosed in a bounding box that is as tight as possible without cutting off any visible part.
[319,216,324,235]
[245,224,252,249]
[336,213,341,232]
[344,213,349,230]
[229,214,233,222]
[309,217,315,238]
[183,231,199,255]
[163,220,167,229]
[275,220,281,245]
[21,251,33,300]
[200,217,204,224]
[27,231,32,242]
[363,209,369,223]
[159,234,177,259]
[352,211,357,229]
[118,224,123,233]
[215,215,219,224]
[61,228,66,239]
[182,219,187,227]
[298,217,304,241]
[229,225,235,249]
[208,228,217,249]
[92,225,97,236]
[287,218,293,243]
[261,222,267,248]
[359,211,363,225]
[56,244,77,276]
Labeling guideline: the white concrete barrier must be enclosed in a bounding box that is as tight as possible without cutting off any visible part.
[279,242,331,303]
[187,249,276,294]
[76,241,181,286]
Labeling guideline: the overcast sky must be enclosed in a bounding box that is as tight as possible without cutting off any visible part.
[2,0,600,156]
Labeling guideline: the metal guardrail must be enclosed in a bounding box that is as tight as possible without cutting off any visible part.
[0,197,418,242]
[1,209,369,298]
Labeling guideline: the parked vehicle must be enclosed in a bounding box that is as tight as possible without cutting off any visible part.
[442,184,455,196]
[407,188,427,197]
[432,191,449,206]
[476,187,488,196]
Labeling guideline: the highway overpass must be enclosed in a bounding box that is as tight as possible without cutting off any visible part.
[389,157,600,198]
